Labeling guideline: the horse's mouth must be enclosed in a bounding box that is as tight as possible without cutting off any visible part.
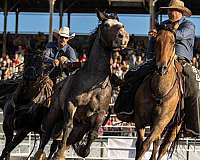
[120,44,128,49]
[112,43,128,51]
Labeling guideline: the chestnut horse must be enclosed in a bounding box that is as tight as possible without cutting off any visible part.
[34,10,129,160]
[134,28,183,160]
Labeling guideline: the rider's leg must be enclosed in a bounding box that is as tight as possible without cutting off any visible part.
[182,63,200,135]
[124,59,155,81]
[114,59,155,117]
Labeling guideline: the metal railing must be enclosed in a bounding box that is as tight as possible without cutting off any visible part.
[1,111,200,160]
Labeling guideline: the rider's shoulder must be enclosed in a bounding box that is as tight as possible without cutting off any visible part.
[46,42,57,49]
[180,18,195,28]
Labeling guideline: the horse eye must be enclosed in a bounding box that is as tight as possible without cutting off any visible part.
[170,39,175,45]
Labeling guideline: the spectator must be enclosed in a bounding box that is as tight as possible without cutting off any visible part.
[13,53,22,65]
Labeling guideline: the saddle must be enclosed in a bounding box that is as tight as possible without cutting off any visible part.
[114,62,155,122]
[114,60,185,123]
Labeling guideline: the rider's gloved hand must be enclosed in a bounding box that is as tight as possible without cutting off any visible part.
[59,56,68,64]
[148,29,157,37]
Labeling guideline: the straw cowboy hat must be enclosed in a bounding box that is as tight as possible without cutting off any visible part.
[160,0,192,17]
[58,26,75,39]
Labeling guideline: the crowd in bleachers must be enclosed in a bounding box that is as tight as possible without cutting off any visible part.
[1,33,200,136]
[0,32,48,80]
[0,53,24,80]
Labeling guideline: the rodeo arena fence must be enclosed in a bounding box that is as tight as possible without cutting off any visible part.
[1,107,200,160]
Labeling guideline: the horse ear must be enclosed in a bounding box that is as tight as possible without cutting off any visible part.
[96,8,108,21]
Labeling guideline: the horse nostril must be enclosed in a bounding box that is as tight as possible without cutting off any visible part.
[118,33,123,39]
[157,65,161,71]
[157,65,167,75]
[163,65,167,71]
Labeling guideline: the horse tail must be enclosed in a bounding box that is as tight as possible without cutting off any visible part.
[102,106,112,126]
[0,95,8,111]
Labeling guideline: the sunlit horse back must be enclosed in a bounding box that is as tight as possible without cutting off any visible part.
[134,28,182,160]
[34,10,129,160]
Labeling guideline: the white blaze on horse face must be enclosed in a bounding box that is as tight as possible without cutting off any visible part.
[104,19,123,27]
[104,19,129,49]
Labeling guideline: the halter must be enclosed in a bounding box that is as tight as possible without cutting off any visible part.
[150,73,179,105]
[98,21,124,51]
[156,29,176,74]
[152,30,178,104]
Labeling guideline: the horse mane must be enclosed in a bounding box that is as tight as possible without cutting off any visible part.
[87,27,99,57]
[23,49,44,81]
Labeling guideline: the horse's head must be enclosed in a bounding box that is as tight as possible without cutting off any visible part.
[23,49,44,81]
[96,10,129,51]
[155,26,176,75]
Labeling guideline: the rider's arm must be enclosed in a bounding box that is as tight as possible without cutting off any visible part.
[65,46,78,62]
[176,21,195,40]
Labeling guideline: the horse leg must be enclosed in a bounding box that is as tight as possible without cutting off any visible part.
[67,123,90,157]
[68,124,90,145]
[137,117,173,160]
[53,102,76,160]
[47,140,60,160]
[1,129,29,160]
[149,138,160,160]
[0,121,14,160]
[79,111,106,158]
[34,132,51,160]
[135,128,145,160]
[157,122,182,160]
[34,105,62,160]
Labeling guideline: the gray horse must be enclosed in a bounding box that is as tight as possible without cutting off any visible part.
[34,10,129,160]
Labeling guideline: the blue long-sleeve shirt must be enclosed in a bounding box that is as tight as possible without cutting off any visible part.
[60,44,77,62]
[147,17,195,61]
[44,42,78,64]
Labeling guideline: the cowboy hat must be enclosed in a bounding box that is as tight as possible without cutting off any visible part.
[160,0,192,17]
[58,26,75,39]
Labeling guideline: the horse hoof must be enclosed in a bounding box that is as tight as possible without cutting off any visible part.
[78,146,90,158]
[34,150,47,160]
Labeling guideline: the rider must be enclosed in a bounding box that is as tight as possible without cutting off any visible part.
[115,0,200,135]
[44,26,79,84]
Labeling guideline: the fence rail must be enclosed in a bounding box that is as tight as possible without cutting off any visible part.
[1,111,200,160]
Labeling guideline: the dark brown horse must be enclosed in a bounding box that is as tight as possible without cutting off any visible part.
[0,51,54,160]
[134,28,183,160]
[34,10,129,160]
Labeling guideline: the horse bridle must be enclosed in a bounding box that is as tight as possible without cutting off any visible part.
[98,21,124,51]
[156,29,176,74]
[165,48,176,74]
